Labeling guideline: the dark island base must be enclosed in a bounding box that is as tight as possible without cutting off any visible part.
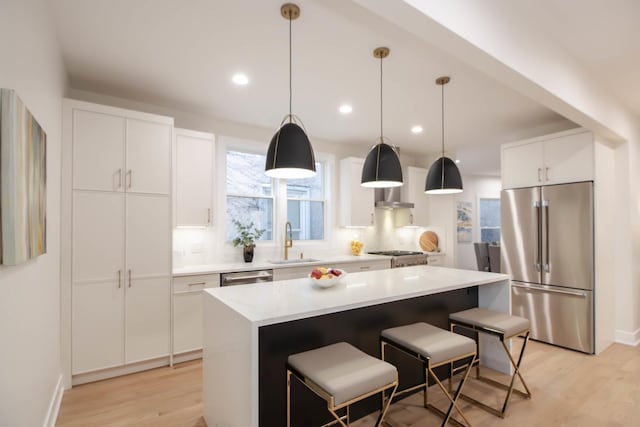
[258,286,479,427]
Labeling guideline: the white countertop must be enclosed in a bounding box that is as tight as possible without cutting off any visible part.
[173,253,391,276]
[204,265,509,326]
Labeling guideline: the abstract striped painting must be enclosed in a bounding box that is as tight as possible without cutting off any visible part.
[0,89,47,265]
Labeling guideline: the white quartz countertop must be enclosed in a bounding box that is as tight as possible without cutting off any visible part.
[204,266,509,326]
[173,253,391,276]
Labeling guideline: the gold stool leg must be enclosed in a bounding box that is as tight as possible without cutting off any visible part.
[287,370,291,427]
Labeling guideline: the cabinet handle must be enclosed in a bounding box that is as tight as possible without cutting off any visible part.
[207,208,211,225]
[370,213,374,225]
[359,266,371,270]
[537,167,542,182]
[126,170,132,189]
[117,169,122,189]
[117,270,121,288]
[188,282,206,286]
[128,269,132,288]
[410,214,414,225]
[545,167,549,181]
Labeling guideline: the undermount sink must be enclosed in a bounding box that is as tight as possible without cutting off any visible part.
[269,258,322,265]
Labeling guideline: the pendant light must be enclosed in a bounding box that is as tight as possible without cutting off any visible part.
[361,47,403,188]
[265,3,316,179]
[425,76,463,194]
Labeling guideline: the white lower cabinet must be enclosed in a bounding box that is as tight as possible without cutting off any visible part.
[172,274,220,356]
[126,277,171,363]
[72,280,124,374]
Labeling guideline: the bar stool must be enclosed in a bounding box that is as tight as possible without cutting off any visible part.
[380,322,477,426]
[449,308,531,418]
[287,342,398,427]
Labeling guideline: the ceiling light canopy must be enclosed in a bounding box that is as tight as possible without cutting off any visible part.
[361,47,403,188]
[425,76,463,194]
[411,125,423,134]
[265,3,316,179]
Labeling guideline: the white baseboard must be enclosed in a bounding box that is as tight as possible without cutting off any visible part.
[72,357,170,386]
[44,374,64,427]
[615,328,640,346]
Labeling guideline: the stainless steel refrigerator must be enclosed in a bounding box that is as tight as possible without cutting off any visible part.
[501,181,594,353]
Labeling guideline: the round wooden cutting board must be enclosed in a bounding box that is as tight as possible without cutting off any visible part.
[419,231,438,252]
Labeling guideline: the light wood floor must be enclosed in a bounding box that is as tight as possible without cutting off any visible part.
[57,340,640,427]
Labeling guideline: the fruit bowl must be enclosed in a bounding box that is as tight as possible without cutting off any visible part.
[308,267,347,288]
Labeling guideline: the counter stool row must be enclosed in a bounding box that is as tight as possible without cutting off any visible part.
[286,308,531,427]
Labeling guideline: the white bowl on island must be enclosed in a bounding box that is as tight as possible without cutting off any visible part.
[308,268,347,288]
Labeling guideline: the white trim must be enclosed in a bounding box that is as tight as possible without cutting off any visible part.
[43,374,64,427]
[615,328,640,346]
[72,357,170,386]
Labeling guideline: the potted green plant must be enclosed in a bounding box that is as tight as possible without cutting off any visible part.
[231,220,266,262]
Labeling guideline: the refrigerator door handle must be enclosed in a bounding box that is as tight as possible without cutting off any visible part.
[542,200,550,272]
[512,282,587,298]
[533,200,542,272]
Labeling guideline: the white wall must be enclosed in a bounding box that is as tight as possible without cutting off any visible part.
[0,1,67,426]
[455,175,502,271]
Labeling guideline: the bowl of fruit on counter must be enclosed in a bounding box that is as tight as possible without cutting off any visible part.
[309,267,347,288]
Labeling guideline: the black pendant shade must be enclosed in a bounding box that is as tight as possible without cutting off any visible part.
[424,156,463,194]
[361,142,403,188]
[265,121,316,179]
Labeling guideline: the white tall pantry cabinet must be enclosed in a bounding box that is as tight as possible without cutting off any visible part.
[62,99,173,384]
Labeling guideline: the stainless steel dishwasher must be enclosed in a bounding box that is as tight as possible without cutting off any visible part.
[220,269,273,286]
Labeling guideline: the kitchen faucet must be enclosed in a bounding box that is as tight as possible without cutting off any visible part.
[284,221,293,260]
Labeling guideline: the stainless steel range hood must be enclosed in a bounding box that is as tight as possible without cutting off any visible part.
[374,187,414,209]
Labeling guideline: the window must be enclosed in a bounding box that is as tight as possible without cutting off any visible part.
[286,162,325,240]
[226,150,273,241]
[479,198,500,244]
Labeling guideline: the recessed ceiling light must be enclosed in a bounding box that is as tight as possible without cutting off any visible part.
[455,159,461,164]
[232,73,249,85]
[411,125,423,134]
[339,104,353,114]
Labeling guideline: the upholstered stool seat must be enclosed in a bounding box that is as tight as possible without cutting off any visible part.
[287,342,398,427]
[449,308,531,418]
[381,322,476,427]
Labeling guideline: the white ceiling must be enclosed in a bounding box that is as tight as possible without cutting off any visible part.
[52,0,580,175]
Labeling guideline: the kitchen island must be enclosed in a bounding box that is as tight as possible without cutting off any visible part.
[203,266,511,427]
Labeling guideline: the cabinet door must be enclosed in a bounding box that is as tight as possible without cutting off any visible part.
[72,280,124,374]
[333,259,391,272]
[339,158,374,227]
[72,109,125,191]
[175,130,214,226]
[173,291,203,354]
[73,192,124,282]
[501,142,543,189]
[126,194,171,277]
[125,119,171,194]
[125,277,170,363]
[543,132,594,185]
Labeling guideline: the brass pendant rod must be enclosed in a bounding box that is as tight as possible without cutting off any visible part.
[441,82,445,157]
[289,15,292,122]
[380,54,383,141]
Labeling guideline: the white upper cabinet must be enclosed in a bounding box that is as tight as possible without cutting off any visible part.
[174,129,215,226]
[339,157,374,227]
[72,105,172,195]
[126,119,172,194]
[502,129,594,189]
[72,110,125,192]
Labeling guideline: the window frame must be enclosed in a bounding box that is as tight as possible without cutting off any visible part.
[284,160,328,242]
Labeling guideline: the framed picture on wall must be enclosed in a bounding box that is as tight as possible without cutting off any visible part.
[456,200,472,243]
[0,88,47,265]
